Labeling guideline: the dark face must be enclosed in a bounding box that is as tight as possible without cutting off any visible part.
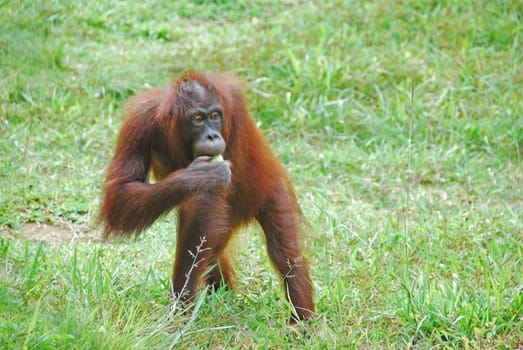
[180,81,226,158]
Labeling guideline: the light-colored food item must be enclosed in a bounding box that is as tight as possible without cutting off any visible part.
[211,154,224,163]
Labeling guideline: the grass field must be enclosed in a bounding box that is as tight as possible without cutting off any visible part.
[1,0,522,348]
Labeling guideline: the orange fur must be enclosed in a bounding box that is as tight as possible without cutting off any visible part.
[99,71,314,322]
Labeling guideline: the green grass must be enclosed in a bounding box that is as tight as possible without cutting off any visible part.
[1,0,522,348]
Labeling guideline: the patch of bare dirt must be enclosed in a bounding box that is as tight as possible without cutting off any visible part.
[0,222,102,244]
